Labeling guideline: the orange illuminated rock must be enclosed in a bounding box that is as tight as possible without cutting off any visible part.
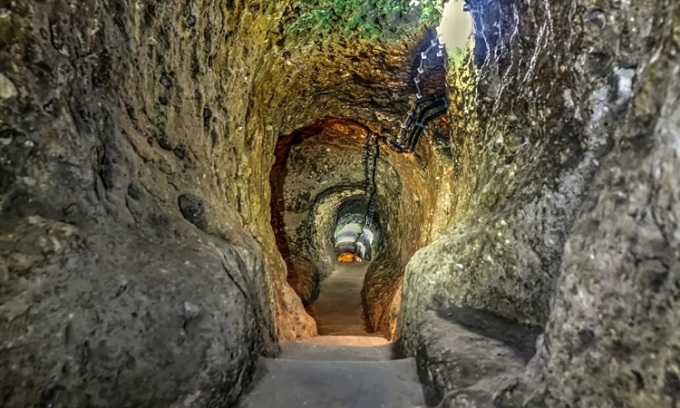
[338,252,357,263]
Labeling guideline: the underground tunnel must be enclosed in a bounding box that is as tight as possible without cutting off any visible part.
[268,114,443,340]
[333,199,381,264]
[1,0,679,407]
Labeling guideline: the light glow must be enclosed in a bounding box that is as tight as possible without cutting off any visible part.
[436,1,473,53]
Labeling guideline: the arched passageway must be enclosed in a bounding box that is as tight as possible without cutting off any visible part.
[3,1,678,407]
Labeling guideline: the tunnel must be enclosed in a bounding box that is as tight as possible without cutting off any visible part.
[333,198,381,264]
[268,114,442,339]
[1,0,679,407]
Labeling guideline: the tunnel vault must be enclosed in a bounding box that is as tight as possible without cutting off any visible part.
[264,29,452,339]
[269,109,448,338]
[4,0,677,406]
[334,197,382,263]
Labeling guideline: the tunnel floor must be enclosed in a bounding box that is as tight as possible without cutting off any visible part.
[305,263,388,344]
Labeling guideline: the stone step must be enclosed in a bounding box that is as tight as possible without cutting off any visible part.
[237,357,427,408]
[297,335,390,346]
[281,338,393,361]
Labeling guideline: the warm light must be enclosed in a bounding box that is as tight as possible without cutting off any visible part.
[337,252,363,263]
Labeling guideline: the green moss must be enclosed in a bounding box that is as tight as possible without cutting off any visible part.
[446,42,472,69]
[286,0,443,41]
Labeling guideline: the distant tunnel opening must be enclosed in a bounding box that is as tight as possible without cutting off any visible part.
[333,198,381,264]
[268,118,388,336]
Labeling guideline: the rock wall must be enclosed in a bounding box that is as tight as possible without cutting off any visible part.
[1,0,287,405]
[401,0,644,340]
[0,1,286,406]
[399,0,680,406]
[500,1,680,406]
[1,0,447,404]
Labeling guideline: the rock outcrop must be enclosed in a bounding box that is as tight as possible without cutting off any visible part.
[1,1,286,404]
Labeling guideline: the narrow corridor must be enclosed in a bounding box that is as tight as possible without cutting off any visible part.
[307,263,381,338]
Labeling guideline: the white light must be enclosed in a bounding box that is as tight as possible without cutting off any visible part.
[436,1,473,50]
[361,228,375,244]
[335,223,362,239]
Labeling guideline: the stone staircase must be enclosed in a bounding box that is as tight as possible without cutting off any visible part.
[237,336,428,408]
[237,308,542,408]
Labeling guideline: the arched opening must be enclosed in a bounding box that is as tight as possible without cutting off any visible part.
[333,198,381,264]
[268,113,443,341]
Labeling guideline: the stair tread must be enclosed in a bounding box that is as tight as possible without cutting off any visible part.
[280,344,394,361]
[238,357,426,408]
[280,336,392,362]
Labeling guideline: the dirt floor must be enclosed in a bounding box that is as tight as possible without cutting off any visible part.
[306,262,387,343]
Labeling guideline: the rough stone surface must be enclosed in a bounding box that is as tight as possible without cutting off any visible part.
[0,73,18,100]
[0,0,285,405]
[178,193,208,231]
[0,218,270,407]
[410,307,540,407]
[498,2,680,406]
[279,341,394,361]
[398,0,680,407]
[401,0,619,342]
[238,355,426,408]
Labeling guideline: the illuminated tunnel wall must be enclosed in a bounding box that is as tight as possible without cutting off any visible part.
[333,198,381,263]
